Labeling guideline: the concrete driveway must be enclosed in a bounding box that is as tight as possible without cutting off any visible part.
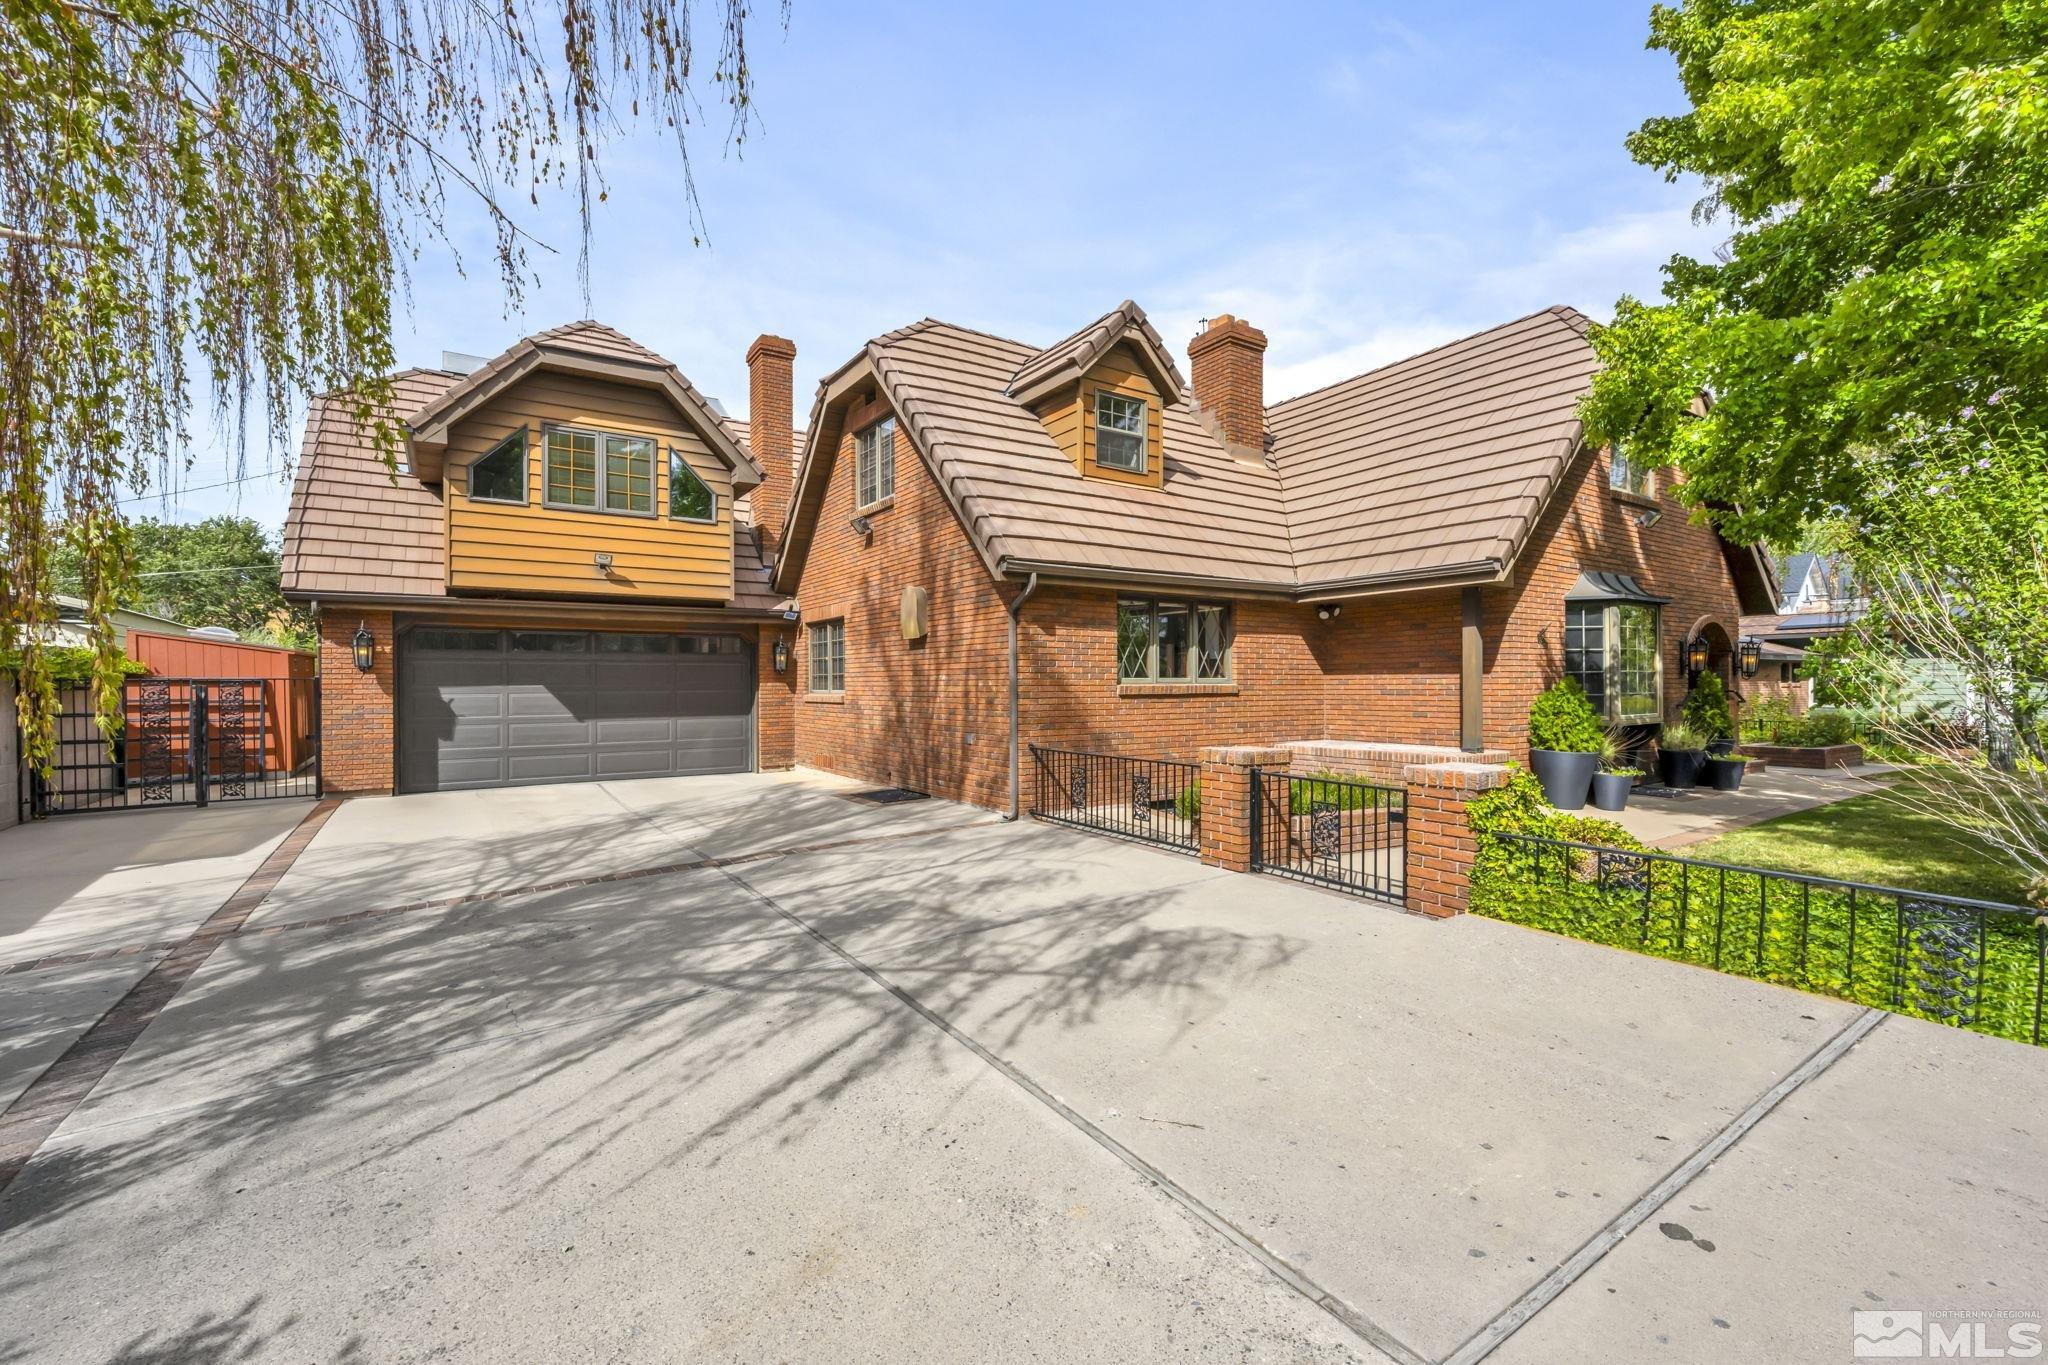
[0,770,2041,1363]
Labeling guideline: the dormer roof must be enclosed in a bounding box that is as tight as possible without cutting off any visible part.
[1004,300,1187,407]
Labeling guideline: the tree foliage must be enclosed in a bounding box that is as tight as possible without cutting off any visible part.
[50,514,311,645]
[1581,0,2048,545]
[0,0,776,770]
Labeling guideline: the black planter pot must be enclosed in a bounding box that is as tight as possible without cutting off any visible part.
[1706,737,1737,756]
[1704,756,1747,791]
[1658,748,1706,789]
[1530,749,1598,810]
[1590,771,1634,812]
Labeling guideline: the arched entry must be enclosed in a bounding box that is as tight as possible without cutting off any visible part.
[1684,615,1739,722]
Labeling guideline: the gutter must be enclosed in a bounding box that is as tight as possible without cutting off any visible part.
[1004,572,1040,822]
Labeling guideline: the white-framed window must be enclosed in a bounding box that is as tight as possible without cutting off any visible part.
[808,619,846,693]
[467,429,527,504]
[1116,598,1230,682]
[544,426,654,515]
[1565,601,1663,723]
[856,417,895,509]
[1609,440,1652,497]
[1095,390,1147,472]
[669,449,715,522]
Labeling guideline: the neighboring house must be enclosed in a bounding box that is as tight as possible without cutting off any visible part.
[282,304,1775,807]
[773,302,1775,811]
[281,322,799,794]
[47,595,201,647]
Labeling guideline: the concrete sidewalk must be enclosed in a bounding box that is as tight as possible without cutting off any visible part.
[1606,763,1895,848]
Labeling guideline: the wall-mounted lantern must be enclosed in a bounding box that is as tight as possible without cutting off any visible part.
[1684,634,1710,679]
[1738,636,1762,679]
[352,622,376,673]
[772,636,790,673]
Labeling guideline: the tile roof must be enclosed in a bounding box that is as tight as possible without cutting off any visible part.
[867,320,1296,588]
[782,304,1624,598]
[1005,300,1186,405]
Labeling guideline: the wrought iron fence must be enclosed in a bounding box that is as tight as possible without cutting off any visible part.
[1028,745,1200,853]
[25,677,321,817]
[1251,770,1405,902]
[1482,832,2047,1047]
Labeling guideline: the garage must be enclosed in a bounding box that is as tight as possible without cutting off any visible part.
[397,626,754,793]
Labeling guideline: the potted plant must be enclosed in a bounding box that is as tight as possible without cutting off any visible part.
[1657,722,1707,789]
[1528,677,1604,810]
[1682,671,1736,755]
[1590,730,1639,811]
[1703,751,1751,791]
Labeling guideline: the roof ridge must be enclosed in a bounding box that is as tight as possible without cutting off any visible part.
[1266,305,1585,415]
[907,316,1041,352]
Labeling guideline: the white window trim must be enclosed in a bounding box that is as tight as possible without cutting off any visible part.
[542,423,658,518]
[1095,390,1148,474]
[466,428,529,506]
[856,418,896,511]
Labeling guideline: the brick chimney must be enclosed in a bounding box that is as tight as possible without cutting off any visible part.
[745,334,797,561]
[1187,314,1268,450]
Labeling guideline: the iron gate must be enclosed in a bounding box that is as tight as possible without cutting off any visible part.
[1250,769,1405,901]
[25,676,321,817]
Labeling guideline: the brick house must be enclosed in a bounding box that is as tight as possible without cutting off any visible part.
[284,303,1772,806]
[773,302,1774,814]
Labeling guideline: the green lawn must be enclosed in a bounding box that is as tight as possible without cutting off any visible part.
[1683,772,2031,906]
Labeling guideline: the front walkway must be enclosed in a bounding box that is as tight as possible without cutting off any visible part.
[1605,762,1896,848]
[0,770,2039,1362]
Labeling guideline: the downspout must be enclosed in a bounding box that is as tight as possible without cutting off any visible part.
[1004,572,1041,821]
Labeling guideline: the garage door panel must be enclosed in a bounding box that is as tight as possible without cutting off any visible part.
[400,629,752,792]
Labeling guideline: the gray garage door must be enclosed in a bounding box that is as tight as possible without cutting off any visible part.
[397,627,753,793]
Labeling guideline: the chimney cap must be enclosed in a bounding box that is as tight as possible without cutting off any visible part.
[747,334,798,364]
[1188,314,1267,356]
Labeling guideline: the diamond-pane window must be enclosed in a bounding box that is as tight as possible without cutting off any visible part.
[1117,598,1230,681]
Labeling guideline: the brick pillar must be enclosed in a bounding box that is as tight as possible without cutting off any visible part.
[1187,314,1268,449]
[746,333,798,562]
[1197,745,1293,873]
[317,609,395,794]
[1403,761,1511,918]
[756,625,796,771]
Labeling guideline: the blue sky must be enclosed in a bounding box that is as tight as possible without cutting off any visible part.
[137,0,1720,532]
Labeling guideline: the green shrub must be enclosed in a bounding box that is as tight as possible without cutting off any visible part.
[1174,779,1201,822]
[1740,694,1795,743]
[1660,722,1705,752]
[1528,678,1605,753]
[1681,671,1733,740]
[1775,708,1858,747]
[1467,765,1643,848]
[0,646,150,684]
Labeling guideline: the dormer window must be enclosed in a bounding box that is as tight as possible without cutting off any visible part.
[669,449,715,522]
[1095,391,1147,473]
[546,425,653,515]
[468,429,526,504]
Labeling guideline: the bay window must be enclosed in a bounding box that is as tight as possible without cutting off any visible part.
[1565,599,1663,724]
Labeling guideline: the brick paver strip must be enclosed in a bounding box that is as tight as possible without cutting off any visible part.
[0,798,343,1198]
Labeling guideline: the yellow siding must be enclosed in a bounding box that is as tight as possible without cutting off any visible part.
[1035,342,1167,490]
[444,372,735,601]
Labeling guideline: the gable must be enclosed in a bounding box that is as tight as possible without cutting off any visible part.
[1031,341,1169,489]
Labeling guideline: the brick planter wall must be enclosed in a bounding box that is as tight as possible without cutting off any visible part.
[1280,739,1510,786]
[1402,761,1511,918]
[1739,742,1864,770]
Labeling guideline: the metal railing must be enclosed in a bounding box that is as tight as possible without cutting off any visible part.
[1251,769,1405,902]
[1483,832,2047,1047]
[1028,745,1199,853]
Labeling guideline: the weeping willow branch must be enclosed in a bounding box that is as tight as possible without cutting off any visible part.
[0,0,778,769]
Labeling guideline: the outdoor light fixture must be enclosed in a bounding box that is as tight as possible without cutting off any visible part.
[351,622,375,673]
[1684,634,1710,678]
[1316,605,1342,621]
[849,514,873,537]
[592,551,615,576]
[773,636,789,673]
[1739,635,1763,679]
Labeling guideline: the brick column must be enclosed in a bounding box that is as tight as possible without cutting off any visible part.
[1197,745,1292,873]
[317,609,395,794]
[1403,761,1511,918]
[756,625,796,770]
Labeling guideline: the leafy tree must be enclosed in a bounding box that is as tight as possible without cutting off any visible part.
[50,515,313,646]
[1,0,780,770]
[1580,1,2048,546]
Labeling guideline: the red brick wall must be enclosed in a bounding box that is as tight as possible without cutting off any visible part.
[318,609,396,794]
[757,624,796,769]
[792,411,1016,807]
[1187,315,1268,448]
